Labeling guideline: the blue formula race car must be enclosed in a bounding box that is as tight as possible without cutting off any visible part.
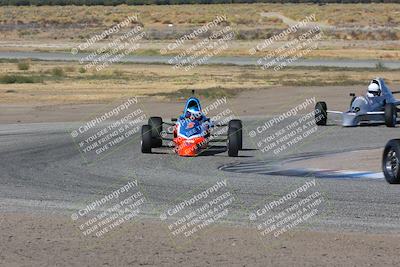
[141,95,243,157]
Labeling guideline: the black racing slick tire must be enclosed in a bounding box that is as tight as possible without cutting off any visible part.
[228,127,239,157]
[141,125,152,153]
[315,101,327,126]
[228,119,243,150]
[382,139,400,184]
[149,117,163,147]
[384,104,397,128]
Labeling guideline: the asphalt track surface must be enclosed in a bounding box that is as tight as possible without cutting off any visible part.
[1,116,400,235]
[1,51,400,69]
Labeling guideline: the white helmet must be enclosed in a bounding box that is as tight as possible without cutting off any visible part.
[367,82,381,97]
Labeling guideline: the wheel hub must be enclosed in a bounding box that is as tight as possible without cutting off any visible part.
[386,149,398,177]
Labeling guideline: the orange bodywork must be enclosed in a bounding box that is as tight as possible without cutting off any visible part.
[173,136,207,156]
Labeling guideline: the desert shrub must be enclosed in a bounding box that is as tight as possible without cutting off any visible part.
[51,67,65,77]
[17,61,30,70]
[0,74,42,84]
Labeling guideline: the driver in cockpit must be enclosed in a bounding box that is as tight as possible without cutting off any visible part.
[366,80,381,98]
[179,98,212,134]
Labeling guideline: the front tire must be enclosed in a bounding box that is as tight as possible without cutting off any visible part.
[384,104,396,128]
[141,125,152,153]
[382,139,400,184]
[315,101,327,126]
[228,127,239,157]
[228,119,243,150]
[149,117,163,147]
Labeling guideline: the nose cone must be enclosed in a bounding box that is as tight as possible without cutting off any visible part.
[178,143,198,156]
[174,137,206,156]
[350,96,369,113]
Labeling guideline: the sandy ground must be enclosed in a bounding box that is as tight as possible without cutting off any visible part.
[0,85,372,124]
[1,212,400,267]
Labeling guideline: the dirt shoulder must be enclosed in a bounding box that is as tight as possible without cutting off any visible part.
[1,59,398,106]
[0,85,377,124]
[1,212,399,267]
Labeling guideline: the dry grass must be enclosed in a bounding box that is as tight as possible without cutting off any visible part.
[1,4,400,42]
[1,60,400,104]
[1,4,400,28]
[1,4,400,60]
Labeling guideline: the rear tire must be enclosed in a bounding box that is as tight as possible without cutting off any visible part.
[382,139,400,184]
[149,117,163,147]
[384,104,396,128]
[228,119,243,150]
[228,127,239,157]
[315,101,327,126]
[141,125,152,153]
